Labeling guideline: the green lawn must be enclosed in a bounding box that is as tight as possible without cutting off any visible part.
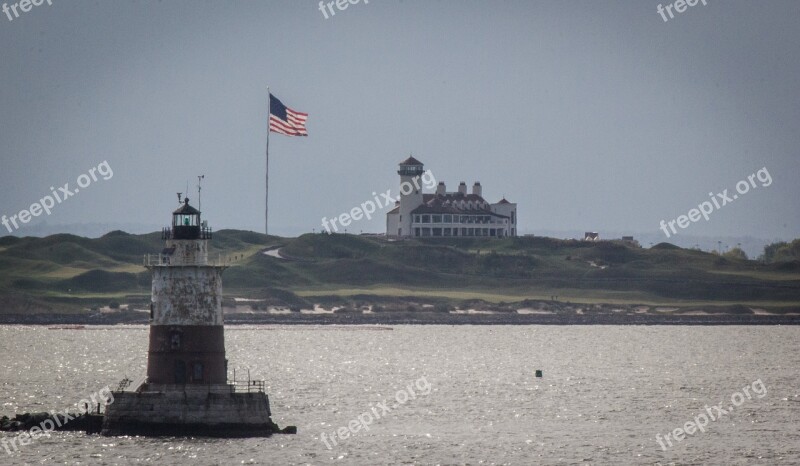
[1,231,798,313]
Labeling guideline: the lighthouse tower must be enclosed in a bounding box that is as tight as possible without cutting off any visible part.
[102,197,292,437]
[147,198,226,386]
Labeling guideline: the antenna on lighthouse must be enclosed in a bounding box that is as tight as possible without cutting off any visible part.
[197,175,205,212]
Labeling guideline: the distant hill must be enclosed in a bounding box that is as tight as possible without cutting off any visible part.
[1,231,799,316]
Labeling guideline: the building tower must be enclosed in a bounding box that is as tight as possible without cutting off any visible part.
[396,156,425,237]
[102,197,293,437]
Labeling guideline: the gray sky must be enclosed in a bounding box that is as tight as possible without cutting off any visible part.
[1,0,798,241]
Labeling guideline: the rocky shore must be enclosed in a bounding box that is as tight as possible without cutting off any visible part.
[1,412,103,435]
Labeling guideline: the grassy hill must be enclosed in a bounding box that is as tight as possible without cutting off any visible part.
[1,231,799,315]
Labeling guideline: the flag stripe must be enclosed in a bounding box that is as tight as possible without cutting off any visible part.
[269,116,307,136]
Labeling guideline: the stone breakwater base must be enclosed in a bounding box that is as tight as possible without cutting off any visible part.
[102,386,294,437]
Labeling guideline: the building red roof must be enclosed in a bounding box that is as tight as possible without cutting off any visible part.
[408,193,509,218]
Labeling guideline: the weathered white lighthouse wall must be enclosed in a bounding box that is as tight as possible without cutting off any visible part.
[151,267,224,325]
[165,239,209,265]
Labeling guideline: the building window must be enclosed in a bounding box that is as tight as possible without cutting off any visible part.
[422,215,430,223]
[398,228,402,236]
[444,214,452,223]
[432,215,442,223]
[511,211,515,224]
[415,228,420,236]
[399,215,402,222]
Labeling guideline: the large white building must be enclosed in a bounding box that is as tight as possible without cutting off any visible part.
[386,157,517,238]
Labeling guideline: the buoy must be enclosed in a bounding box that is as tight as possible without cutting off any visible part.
[535,370,543,378]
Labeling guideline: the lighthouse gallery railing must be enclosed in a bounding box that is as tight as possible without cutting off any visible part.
[143,253,234,267]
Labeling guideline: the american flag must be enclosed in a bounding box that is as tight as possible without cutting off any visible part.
[269,93,308,136]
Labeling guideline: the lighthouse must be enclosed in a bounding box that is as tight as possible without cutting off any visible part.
[146,197,226,386]
[102,197,292,437]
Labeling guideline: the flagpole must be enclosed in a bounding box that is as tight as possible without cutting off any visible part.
[265,88,270,235]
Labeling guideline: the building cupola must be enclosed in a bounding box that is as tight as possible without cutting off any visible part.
[398,156,424,177]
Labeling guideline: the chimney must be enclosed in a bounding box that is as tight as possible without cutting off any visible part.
[472,182,482,197]
[458,182,467,195]
[436,181,446,195]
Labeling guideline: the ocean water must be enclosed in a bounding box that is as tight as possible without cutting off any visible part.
[1,325,798,465]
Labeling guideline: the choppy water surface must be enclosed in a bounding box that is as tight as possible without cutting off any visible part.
[1,325,799,465]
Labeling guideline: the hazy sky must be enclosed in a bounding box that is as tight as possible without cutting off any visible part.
[1,0,798,240]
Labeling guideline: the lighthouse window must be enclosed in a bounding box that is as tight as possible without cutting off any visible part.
[192,362,204,382]
[174,360,186,384]
[170,332,182,350]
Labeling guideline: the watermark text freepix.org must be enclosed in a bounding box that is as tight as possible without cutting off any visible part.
[320,376,432,449]
[655,379,767,451]
[318,0,367,20]
[2,161,113,233]
[321,169,436,233]
[659,167,771,239]
[3,0,52,22]
[2,385,114,455]
[657,0,708,23]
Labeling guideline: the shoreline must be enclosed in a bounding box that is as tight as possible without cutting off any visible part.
[2,312,799,326]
